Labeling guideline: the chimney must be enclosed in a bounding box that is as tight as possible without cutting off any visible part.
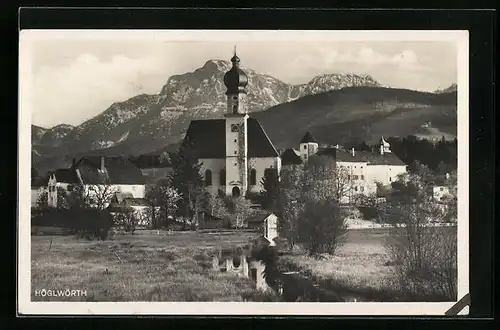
[72,158,76,167]
[351,148,355,157]
[100,156,105,172]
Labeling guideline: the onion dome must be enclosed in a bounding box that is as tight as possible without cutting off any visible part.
[223,50,248,95]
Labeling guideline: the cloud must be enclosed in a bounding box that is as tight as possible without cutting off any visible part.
[319,47,422,70]
[32,53,170,127]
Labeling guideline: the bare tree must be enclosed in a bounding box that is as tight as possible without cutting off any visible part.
[304,155,353,204]
[204,192,229,257]
[145,180,181,229]
[205,192,229,221]
[64,184,92,209]
[231,196,255,228]
[382,169,457,300]
[87,184,119,210]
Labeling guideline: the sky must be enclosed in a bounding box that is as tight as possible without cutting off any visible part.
[25,34,458,128]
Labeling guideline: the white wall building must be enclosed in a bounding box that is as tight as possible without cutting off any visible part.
[281,133,408,204]
[46,156,146,208]
[183,52,281,198]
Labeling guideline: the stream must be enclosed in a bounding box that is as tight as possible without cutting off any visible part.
[253,246,362,302]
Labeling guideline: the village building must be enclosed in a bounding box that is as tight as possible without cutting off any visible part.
[182,51,281,198]
[244,212,279,246]
[129,153,173,184]
[107,192,158,227]
[281,133,408,204]
[45,156,146,208]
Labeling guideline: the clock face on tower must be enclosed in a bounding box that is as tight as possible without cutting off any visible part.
[231,124,239,132]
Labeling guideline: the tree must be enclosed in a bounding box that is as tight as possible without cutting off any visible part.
[381,168,457,300]
[145,179,182,229]
[259,168,280,211]
[35,189,48,209]
[86,184,119,210]
[275,165,304,250]
[169,138,205,229]
[298,199,348,256]
[204,192,229,221]
[64,184,91,209]
[230,197,255,228]
[304,155,352,204]
[203,192,229,257]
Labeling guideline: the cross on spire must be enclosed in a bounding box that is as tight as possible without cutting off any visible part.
[233,45,237,56]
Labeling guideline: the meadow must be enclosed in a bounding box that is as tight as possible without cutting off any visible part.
[279,226,458,301]
[31,226,457,302]
[31,229,261,302]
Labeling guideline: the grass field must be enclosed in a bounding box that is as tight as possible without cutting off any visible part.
[279,227,457,301]
[31,229,261,302]
[31,226,457,302]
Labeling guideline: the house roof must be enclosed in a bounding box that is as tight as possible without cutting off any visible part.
[74,156,146,185]
[123,197,150,206]
[280,148,303,166]
[316,148,406,166]
[183,118,279,159]
[114,192,134,203]
[355,151,407,166]
[300,131,317,144]
[42,168,80,185]
[245,211,273,224]
[129,154,171,169]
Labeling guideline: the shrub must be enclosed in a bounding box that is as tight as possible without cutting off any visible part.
[32,208,114,240]
[382,170,457,301]
[111,206,139,234]
[358,206,380,220]
[69,208,115,240]
[298,199,348,257]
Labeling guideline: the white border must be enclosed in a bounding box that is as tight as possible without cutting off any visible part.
[18,30,469,316]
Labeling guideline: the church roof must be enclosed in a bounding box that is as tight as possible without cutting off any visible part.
[183,118,280,159]
[280,148,302,166]
[300,131,317,144]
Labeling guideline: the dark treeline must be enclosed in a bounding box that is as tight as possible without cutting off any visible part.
[347,135,457,174]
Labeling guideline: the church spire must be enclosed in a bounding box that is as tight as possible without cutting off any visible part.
[230,46,241,68]
[224,50,248,97]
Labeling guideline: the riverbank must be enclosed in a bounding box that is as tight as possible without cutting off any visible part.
[31,229,268,301]
[277,227,457,302]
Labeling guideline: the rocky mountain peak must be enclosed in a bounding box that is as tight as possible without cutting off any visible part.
[36,59,387,160]
[434,83,457,94]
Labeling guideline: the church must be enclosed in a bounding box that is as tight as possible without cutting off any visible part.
[183,52,281,198]
[183,51,407,203]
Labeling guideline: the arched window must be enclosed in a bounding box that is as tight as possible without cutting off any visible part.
[249,169,257,185]
[205,169,212,186]
[220,169,226,186]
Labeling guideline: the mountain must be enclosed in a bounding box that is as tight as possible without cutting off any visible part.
[39,124,74,146]
[31,125,47,145]
[32,60,381,168]
[31,59,457,176]
[33,86,457,176]
[253,86,457,149]
[434,83,457,94]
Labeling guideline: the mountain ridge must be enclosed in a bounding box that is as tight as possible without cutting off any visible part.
[31,59,457,175]
[33,59,382,157]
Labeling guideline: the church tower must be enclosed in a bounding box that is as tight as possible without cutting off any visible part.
[379,136,391,155]
[223,48,249,197]
[299,131,319,163]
